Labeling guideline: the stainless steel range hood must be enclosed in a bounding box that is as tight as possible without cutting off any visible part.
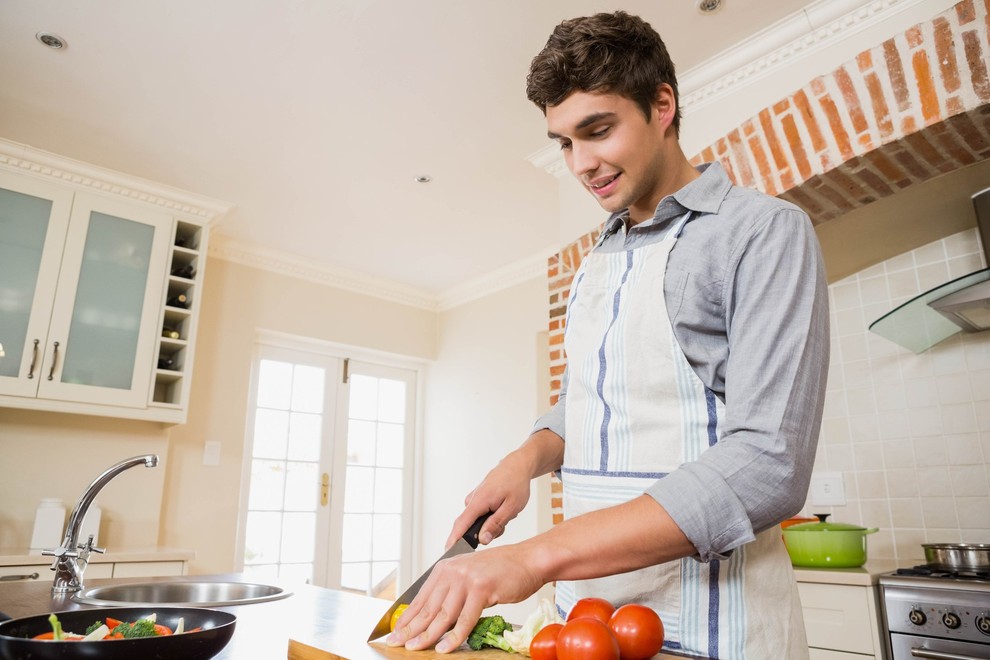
[869,186,990,353]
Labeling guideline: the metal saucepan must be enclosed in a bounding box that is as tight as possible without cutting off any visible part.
[922,543,990,572]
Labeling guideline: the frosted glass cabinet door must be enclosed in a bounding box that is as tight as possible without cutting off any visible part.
[38,193,172,407]
[0,172,73,398]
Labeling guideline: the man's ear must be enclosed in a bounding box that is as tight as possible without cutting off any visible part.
[652,84,677,134]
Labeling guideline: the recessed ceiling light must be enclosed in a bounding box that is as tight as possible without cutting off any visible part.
[414,175,432,184]
[36,32,67,49]
[697,0,723,14]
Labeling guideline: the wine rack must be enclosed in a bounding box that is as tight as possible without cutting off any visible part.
[151,219,207,411]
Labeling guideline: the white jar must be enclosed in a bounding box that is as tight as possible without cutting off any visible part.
[29,498,66,551]
[79,502,101,546]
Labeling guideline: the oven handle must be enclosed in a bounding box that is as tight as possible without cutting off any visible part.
[912,648,986,660]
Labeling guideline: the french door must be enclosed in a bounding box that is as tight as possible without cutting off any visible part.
[238,340,418,601]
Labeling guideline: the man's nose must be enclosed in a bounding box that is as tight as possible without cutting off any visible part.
[567,142,597,177]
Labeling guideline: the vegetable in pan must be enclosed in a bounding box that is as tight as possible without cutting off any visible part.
[31,612,199,641]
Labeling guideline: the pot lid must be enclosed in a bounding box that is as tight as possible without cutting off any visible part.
[785,513,869,532]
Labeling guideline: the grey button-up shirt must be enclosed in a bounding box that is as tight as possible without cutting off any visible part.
[534,162,830,561]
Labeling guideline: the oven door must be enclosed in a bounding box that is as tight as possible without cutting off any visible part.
[890,632,990,660]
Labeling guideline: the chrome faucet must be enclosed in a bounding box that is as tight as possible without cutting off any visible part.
[43,454,159,594]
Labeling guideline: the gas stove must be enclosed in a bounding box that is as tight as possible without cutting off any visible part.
[879,567,990,659]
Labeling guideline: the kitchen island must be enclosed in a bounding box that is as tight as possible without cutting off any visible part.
[0,573,702,659]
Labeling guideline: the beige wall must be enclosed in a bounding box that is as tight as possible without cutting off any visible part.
[422,274,553,623]
[161,257,438,574]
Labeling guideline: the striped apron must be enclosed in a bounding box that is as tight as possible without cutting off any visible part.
[555,212,808,659]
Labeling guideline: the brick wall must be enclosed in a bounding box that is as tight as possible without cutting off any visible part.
[546,0,990,525]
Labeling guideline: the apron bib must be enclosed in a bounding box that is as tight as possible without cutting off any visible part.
[557,213,808,660]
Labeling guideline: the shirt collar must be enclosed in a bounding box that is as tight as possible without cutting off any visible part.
[602,161,733,235]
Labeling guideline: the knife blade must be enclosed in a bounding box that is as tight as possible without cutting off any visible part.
[367,511,492,641]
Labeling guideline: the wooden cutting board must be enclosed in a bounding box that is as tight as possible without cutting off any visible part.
[288,638,513,659]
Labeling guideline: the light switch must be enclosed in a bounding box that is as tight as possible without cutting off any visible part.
[203,441,221,466]
[808,471,846,506]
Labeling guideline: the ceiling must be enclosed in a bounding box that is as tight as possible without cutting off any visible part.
[0,0,822,303]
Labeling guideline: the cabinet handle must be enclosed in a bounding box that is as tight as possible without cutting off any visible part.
[911,648,985,660]
[27,339,40,379]
[0,572,40,582]
[321,473,330,506]
[47,341,60,381]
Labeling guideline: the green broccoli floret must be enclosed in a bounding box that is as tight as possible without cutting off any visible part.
[115,618,158,638]
[84,620,105,635]
[467,615,515,652]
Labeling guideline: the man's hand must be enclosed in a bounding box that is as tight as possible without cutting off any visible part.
[385,544,543,652]
[445,430,564,550]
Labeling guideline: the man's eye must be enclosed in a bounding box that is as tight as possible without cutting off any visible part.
[591,127,610,138]
[558,141,572,151]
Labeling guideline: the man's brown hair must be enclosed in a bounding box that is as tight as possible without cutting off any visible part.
[526,11,681,134]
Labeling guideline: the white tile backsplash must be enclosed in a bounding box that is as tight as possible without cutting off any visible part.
[811,229,990,562]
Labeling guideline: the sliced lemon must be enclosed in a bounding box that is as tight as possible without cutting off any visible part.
[390,604,409,632]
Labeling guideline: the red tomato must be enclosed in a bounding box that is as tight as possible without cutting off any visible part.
[608,604,664,660]
[530,622,564,660]
[566,596,616,624]
[556,617,620,660]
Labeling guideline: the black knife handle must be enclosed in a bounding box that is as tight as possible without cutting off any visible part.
[463,511,493,549]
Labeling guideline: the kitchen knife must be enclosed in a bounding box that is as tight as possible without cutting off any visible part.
[366,511,492,642]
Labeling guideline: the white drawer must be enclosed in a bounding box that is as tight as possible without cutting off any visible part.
[111,560,185,578]
[798,582,879,656]
[0,563,112,581]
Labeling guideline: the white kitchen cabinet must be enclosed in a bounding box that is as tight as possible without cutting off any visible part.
[799,582,884,659]
[0,563,114,581]
[0,138,229,423]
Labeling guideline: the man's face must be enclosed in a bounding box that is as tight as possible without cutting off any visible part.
[546,91,669,223]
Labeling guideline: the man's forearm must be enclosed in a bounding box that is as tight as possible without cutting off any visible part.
[506,428,565,480]
[517,494,695,585]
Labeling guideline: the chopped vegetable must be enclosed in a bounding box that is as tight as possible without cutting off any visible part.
[31,612,190,641]
[467,615,515,652]
[48,613,64,641]
[503,598,564,655]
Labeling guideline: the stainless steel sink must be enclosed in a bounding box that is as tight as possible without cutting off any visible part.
[72,580,291,607]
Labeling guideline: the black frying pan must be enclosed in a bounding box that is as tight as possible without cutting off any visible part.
[0,606,235,660]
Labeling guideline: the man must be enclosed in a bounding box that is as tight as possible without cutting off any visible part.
[388,11,828,658]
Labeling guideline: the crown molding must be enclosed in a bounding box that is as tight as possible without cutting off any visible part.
[436,245,557,311]
[209,234,554,312]
[0,137,232,222]
[527,0,938,175]
[208,235,440,310]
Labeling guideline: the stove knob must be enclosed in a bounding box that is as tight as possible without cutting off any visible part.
[942,612,961,629]
[977,614,990,636]
[908,609,927,626]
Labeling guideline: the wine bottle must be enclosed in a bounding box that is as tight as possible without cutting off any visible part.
[158,356,176,370]
[162,326,180,340]
[172,263,196,279]
[167,293,190,308]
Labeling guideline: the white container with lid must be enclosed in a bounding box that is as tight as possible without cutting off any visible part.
[29,498,66,552]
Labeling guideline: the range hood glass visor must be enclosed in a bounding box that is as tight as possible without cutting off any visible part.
[868,267,990,354]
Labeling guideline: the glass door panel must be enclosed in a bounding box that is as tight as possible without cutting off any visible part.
[0,173,72,397]
[39,194,171,407]
[59,212,154,389]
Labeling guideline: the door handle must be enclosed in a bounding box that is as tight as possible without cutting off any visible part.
[27,339,40,379]
[321,472,330,507]
[47,341,60,381]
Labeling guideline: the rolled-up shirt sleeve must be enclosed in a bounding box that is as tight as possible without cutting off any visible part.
[645,208,829,561]
[531,367,567,440]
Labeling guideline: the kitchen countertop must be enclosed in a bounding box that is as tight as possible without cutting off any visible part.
[0,574,704,659]
[792,559,903,586]
[0,546,194,566]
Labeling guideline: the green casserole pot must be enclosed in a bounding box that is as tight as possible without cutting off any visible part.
[782,514,879,568]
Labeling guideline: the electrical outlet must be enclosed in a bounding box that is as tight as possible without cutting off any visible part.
[203,441,221,466]
[808,471,846,506]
